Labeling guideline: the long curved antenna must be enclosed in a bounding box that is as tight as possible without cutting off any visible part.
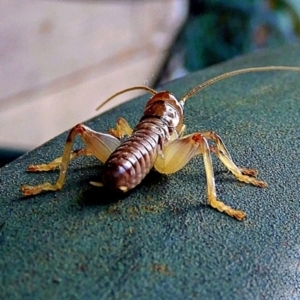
[96,86,157,111]
[180,66,300,105]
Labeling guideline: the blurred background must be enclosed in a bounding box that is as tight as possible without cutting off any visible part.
[1,0,300,167]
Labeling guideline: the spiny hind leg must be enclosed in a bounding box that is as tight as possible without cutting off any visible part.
[109,117,133,139]
[21,124,120,196]
[201,131,263,180]
[154,133,247,220]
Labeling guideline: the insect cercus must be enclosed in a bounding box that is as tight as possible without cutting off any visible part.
[21,66,300,220]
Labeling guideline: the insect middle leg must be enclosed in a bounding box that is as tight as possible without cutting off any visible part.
[200,131,259,177]
[26,148,93,172]
[154,133,265,220]
[21,124,120,196]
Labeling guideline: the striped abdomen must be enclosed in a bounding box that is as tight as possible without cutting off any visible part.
[101,118,169,192]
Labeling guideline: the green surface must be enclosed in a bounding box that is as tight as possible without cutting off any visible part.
[1,43,300,299]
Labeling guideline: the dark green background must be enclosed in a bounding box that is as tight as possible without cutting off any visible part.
[1,43,300,299]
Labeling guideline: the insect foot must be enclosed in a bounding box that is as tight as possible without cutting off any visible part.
[240,176,268,188]
[21,182,62,196]
[227,208,247,221]
[27,164,54,172]
[240,167,259,177]
[21,184,45,196]
[255,180,268,188]
[209,197,247,221]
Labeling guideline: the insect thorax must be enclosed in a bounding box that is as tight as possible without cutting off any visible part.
[142,91,184,134]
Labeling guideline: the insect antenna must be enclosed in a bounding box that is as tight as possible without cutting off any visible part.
[96,86,157,111]
[180,66,300,105]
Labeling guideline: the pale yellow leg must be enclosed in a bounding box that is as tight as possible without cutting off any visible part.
[154,133,201,174]
[109,117,133,139]
[26,148,93,172]
[178,124,186,137]
[154,133,247,220]
[201,131,259,177]
[210,145,267,188]
[21,124,120,196]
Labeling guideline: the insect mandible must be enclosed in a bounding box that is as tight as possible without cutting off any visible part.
[21,66,300,220]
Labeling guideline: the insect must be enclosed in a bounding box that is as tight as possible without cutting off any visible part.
[21,66,300,220]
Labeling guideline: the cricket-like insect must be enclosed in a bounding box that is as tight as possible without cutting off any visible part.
[21,66,300,220]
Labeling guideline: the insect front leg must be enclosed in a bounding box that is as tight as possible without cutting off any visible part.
[21,124,120,196]
[109,117,133,139]
[154,133,253,220]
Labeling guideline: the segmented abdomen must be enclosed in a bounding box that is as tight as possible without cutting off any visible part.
[102,118,168,192]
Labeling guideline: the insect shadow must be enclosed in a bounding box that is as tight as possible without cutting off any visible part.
[76,169,165,209]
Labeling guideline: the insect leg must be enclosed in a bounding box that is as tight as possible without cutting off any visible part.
[21,124,120,196]
[109,117,133,139]
[178,124,186,137]
[154,134,200,174]
[26,148,93,172]
[154,133,247,220]
[210,145,267,188]
[200,131,258,177]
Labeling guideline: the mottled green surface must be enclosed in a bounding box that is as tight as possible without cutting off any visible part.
[1,43,300,299]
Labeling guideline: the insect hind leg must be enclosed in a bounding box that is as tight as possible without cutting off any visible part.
[21,124,120,196]
[154,133,247,220]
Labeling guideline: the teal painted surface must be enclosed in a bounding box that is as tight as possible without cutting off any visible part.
[1,43,300,299]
